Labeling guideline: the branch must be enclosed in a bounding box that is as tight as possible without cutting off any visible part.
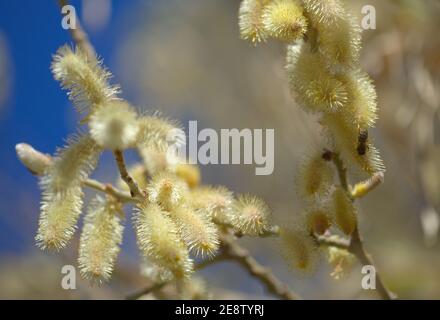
[126,281,166,300]
[220,233,301,300]
[16,143,133,203]
[331,153,395,300]
[315,234,350,249]
[113,150,144,199]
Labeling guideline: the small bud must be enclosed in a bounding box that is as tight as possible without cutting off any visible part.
[232,194,272,236]
[15,143,51,175]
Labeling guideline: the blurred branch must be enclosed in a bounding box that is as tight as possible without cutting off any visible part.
[113,150,144,199]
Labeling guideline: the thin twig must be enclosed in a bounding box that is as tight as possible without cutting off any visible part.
[315,234,350,250]
[220,233,301,300]
[113,150,144,199]
[126,282,167,300]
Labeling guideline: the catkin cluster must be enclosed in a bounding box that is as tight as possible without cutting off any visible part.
[239,0,383,275]
[21,45,275,283]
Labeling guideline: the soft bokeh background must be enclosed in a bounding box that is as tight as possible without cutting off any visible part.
[0,0,439,299]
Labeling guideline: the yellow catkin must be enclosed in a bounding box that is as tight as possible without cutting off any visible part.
[303,208,332,235]
[341,69,378,130]
[174,162,201,189]
[331,187,357,235]
[297,151,334,199]
[262,0,307,42]
[147,172,189,211]
[36,134,100,251]
[36,186,83,251]
[317,13,362,71]
[239,0,271,44]
[89,100,139,150]
[279,226,318,272]
[170,205,219,258]
[134,202,194,279]
[78,197,124,282]
[320,113,385,174]
[136,115,185,154]
[44,134,100,193]
[232,194,272,236]
[302,0,345,27]
[189,186,234,224]
[51,45,119,115]
[287,44,348,113]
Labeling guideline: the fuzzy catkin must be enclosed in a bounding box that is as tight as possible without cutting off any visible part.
[239,0,270,44]
[189,186,234,224]
[78,197,124,282]
[51,45,119,115]
[331,187,357,235]
[134,203,194,279]
[232,194,272,236]
[170,205,220,258]
[89,100,139,150]
[147,172,189,211]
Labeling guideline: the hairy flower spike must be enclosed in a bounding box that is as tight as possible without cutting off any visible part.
[297,151,334,199]
[190,186,234,224]
[239,0,271,44]
[89,100,139,150]
[43,134,100,193]
[331,187,357,235]
[137,115,185,153]
[78,196,124,282]
[287,45,348,113]
[170,205,220,258]
[317,13,362,70]
[232,194,272,236]
[262,0,307,42]
[51,45,119,115]
[148,172,189,211]
[134,202,194,279]
[303,208,332,235]
[174,162,201,189]
[302,0,345,27]
[35,186,83,251]
[280,226,318,272]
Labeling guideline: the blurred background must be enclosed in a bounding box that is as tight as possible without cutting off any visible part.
[0,0,439,299]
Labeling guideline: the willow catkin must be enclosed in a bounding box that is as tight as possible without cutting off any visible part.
[51,45,119,115]
[296,151,334,200]
[170,205,219,258]
[279,226,318,272]
[189,186,234,224]
[303,208,332,235]
[36,134,100,251]
[262,0,308,42]
[134,202,194,279]
[78,196,124,282]
[36,186,84,251]
[147,172,189,211]
[331,187,357,235]
[89,100,139,150]
[232,194,272,236]
[302,0,345,27]
[239,0,271,44]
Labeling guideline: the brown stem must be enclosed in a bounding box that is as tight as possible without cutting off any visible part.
[220,233,301,300]
[113,149,143,199]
